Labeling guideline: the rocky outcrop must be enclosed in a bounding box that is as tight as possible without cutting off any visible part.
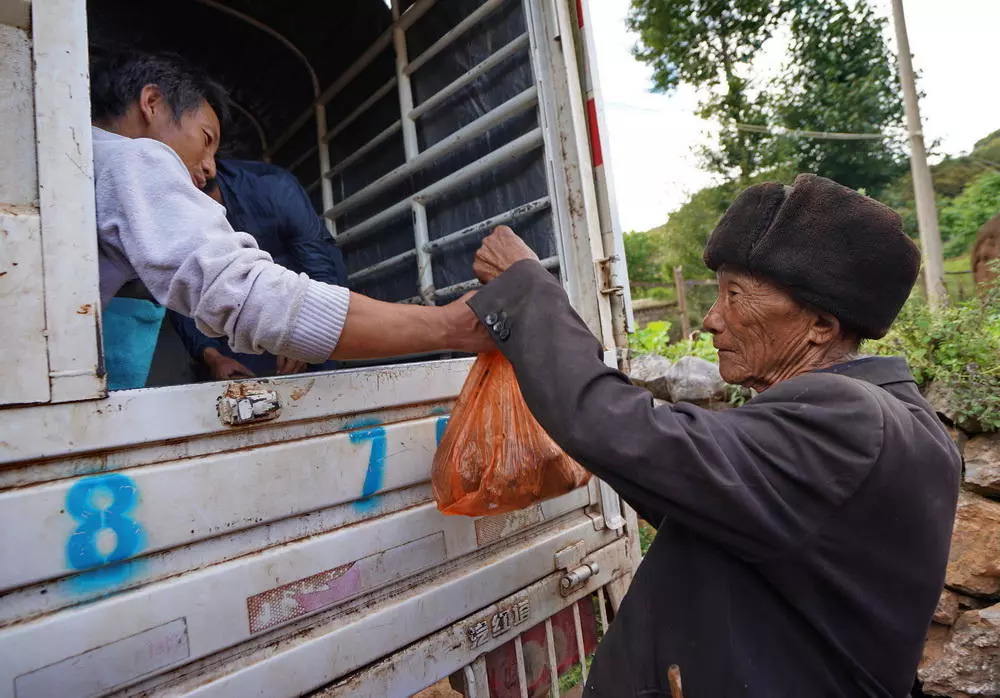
[965,433,1000,499]
[628,354,728,407]
[920,604,1000,697]
[925,382,986,435]
[921,429,1000,697]
[628,354,674,402]
[934,590,962,626]
[945,492,1000,600]
[667,356,727,406]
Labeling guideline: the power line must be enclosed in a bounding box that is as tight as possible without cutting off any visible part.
[732,122,889,141]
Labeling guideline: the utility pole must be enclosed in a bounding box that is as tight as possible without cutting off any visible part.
[890,0,946,307]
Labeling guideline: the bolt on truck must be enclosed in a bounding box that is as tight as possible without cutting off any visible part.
[0,0,639,695]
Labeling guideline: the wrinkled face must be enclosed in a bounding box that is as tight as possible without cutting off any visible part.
[702,268,820,389]
[142,89,220,190]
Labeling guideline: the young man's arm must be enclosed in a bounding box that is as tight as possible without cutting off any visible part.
[96,137,490,362]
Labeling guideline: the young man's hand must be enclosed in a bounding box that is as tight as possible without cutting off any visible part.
[203,347,255,381]
[444,292,495,355]
[276,356,308,375]
[474,225,539,283]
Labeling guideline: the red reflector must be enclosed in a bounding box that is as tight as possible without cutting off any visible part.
[586,98,604,167]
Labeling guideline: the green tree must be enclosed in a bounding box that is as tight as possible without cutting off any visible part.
[772,0,906,193]
[623,228,669,286]
[659,182,739,278]
[627,0,790,183]
[939,171,1000,257]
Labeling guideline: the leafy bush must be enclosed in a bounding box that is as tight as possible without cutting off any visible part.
[663,331,718,363]
[629,320,672,356]
[938,171,1000,258]
[869,275,1000,431]
[629,321,720,364]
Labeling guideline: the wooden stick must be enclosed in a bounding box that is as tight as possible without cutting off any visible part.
[668,665,684,698]
[673,266,691,339]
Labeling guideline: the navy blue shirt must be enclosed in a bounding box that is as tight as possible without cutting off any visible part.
[169,159,347,376]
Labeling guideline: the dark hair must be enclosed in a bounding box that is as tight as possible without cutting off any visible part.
[90,50,230,127]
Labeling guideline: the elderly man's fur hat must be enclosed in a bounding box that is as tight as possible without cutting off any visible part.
[703,174,920,339]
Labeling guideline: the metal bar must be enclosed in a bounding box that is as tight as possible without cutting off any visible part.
[227,100,268,156]
[328,87,539,216]
[306,178,320,194]
[405,0,509,76]
[521,0,575,303]
[514,635,529,698]
[392,0,435,305]
[597,587,609,634]
[194,0,319,94]
[573,601,589,683]
[545,618,560,698]
[463,665,478,698]
[316,104,336,235]
[328,120,402,178]
[412,202,435,303]
[464,657,491,698]
[424,196,550,255]
[195,0,337,223]
[331,128,544,246]
[286,144,319,175]
[347,249,417,286]
[321,77,399,145]
[409,33,530,122]
[434,255,558,299]
[265,0,438,159]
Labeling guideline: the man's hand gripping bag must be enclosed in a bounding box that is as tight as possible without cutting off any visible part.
[432,352,590,516]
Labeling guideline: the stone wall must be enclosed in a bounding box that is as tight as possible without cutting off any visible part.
[918,427,1000,697]
[631,298,675,329]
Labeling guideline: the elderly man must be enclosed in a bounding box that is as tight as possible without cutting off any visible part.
[470,175,960,696]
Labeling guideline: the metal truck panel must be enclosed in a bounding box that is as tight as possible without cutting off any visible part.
[0,2,639,695]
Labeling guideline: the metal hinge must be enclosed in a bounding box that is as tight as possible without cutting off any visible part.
[595,256,623,296]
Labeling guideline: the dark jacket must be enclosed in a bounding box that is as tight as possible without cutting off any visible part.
[170,159,347,376]
[468,260,961,698]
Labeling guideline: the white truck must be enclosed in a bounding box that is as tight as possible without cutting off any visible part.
[0,0,639,695]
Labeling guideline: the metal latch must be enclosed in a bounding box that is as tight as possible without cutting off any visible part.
[217,381,281,426]
[555,541,600,596]
[560,561,600,596]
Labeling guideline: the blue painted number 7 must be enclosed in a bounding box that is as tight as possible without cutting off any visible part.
[350,422,387,506]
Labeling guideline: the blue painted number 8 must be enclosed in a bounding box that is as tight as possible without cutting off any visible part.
[65,474,145,570]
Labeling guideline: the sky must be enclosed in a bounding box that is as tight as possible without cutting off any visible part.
[587,0,1000,232]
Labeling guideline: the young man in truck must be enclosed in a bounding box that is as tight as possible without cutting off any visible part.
[90,51,490,368]
[168,161,347,382]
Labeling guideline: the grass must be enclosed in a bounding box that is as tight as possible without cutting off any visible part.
[639,519,657,556]
[943,254,975,301]
[558,654,595,693]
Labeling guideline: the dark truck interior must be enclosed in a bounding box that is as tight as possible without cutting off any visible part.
[87,0,564,385]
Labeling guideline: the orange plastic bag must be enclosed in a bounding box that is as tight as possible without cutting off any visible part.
[432,351,591,517]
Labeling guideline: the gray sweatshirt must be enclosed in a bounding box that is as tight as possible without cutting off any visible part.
[92,126,350,363]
